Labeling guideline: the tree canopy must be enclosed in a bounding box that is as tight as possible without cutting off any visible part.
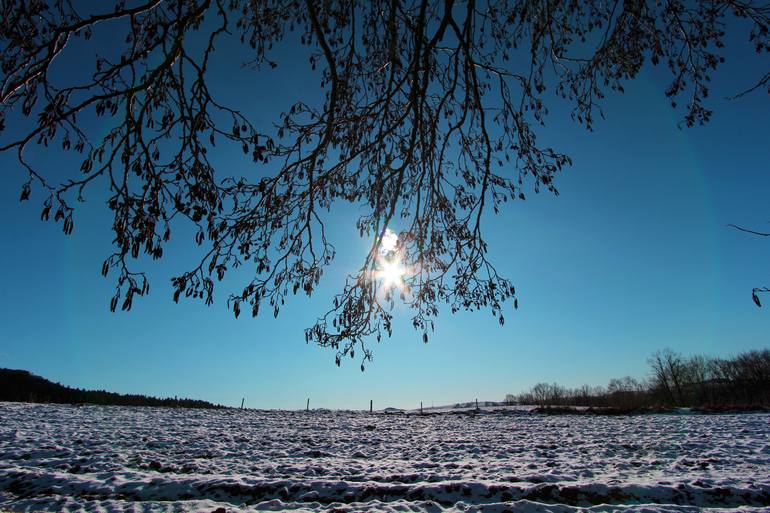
[1,0,767,368]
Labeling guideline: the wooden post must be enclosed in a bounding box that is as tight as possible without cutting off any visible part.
[306,398,310,411]
[476,398,479,410]
[240,398,244,410]
[370,399,373,413]
[420,401,423,415]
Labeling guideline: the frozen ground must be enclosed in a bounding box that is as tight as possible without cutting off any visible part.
[1,403,768,513]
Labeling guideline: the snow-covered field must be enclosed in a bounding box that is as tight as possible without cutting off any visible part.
[1,403,769,512]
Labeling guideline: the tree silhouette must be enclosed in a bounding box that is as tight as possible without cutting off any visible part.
[1,1,767,367]
[727,224,770,307]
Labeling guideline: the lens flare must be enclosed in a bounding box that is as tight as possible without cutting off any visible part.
[374,229,407,291]
[380,228,398,254]
[377,257,406,290]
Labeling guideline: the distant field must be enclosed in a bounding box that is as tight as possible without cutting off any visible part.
[1,402,769,512]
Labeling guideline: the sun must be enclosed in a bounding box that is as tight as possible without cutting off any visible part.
[374,228,407,291]
[377,257,406,290]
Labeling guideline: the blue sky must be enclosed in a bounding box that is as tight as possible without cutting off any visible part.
[0,11,768,409]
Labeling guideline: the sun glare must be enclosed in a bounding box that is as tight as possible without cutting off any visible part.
[377,257,406,290]
[375,228,407,291]
[380,228,398,254]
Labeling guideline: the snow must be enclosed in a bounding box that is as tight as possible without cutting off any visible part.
[1,402,768,512]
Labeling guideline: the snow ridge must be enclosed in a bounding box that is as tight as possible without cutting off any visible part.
[1,403,768,512]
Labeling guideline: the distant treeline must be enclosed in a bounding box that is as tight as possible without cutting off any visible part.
[508,349,770,411]
[0,368,224,409]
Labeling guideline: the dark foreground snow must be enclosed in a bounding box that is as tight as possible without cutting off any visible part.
[1,402,768,512]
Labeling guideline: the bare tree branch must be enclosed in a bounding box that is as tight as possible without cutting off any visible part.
[1,0,767,367]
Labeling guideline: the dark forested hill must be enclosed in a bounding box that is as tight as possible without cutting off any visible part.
[0,368,223,408]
